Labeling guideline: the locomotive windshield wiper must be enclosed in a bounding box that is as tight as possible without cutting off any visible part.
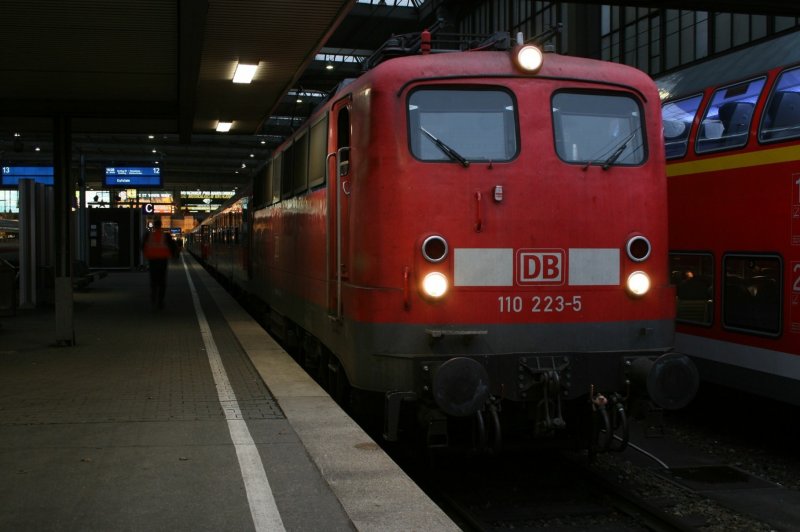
[601,130,638,170]
[420,127,470,168]
[581,129,640,171]
[603,130,638,170]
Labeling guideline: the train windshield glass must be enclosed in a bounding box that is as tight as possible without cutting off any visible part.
[408,89,517,163]
[552,92,646,167]
[662,94,703,159]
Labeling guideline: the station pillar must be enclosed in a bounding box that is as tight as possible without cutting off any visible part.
[53,115,74,346]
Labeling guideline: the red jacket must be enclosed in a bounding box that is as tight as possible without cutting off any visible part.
[143,231,175,260]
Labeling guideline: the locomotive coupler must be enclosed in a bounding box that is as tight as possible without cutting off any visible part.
[536,370,566,433]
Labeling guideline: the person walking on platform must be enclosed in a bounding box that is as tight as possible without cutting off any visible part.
[141,217,178,309]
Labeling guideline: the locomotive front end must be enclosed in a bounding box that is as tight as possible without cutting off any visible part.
[359,37,698,452]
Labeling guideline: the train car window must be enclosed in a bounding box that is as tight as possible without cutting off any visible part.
[759,66,800,142]
[722,254,782,336]
[293,131,309,194]
[308,115,328,188]
[281,144,294,200]
[695,77,765,154]
[337,107,351,174]
[661,94,703,159]
[253,163,267,208]
[670,252,714,326]
[407,88,517,163]
[271,155,281,204]
[552,92,645,167]
[263,160,274,206]
[239,196,248,243]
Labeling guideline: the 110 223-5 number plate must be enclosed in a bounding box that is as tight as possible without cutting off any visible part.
[498,295,582,313]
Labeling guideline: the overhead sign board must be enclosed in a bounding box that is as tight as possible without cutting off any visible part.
[1,166,54,186]
[104,166,162,187]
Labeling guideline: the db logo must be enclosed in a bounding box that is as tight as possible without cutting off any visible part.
[517,249,564,285]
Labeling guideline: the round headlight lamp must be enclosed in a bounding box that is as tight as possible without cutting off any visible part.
[514,45,544,73]
[626,236,651,262]
[626,271,651,296]
[422,235,448,263]
[422,272,449,299]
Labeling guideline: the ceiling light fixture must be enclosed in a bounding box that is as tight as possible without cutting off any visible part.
[216,121,233,133]
[325,62,334,70]
[233,62,258,84]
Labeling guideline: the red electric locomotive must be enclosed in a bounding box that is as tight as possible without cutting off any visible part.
[191,28,698,451]
[659,32,800,407]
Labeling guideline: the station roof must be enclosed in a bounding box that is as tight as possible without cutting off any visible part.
[0,0,797,191]
[0,0,427,189]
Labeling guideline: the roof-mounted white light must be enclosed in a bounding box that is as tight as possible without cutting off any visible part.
[216,121,233,133]
[514,44,544,73]
[233,62,258,84]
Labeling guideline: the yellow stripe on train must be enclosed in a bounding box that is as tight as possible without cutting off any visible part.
[666,144,800,177]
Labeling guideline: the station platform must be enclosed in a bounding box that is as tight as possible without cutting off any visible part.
[0,253,458,531]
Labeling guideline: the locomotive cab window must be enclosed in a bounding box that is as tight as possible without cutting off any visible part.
[552,92,646,166]
[408,88,518,163]
[661,94,702,159]
[696,77,765,154]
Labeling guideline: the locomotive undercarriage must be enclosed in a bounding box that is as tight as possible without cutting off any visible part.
[384,350,696,454]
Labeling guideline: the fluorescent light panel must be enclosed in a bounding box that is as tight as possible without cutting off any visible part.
[216,121,233,132]
[233,63,258,84]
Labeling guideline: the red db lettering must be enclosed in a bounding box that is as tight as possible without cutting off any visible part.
[517,250,564,285]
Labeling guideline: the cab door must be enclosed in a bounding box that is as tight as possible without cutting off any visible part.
[327,96,352,319]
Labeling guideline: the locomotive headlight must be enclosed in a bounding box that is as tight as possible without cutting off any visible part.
[626,271,651,296]
[514,44,544,73]
[422,272,449,298]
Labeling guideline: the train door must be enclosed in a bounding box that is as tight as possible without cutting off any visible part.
[328,96,352,319]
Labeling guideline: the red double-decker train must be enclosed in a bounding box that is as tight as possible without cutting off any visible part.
[659,32,800,406]
[188,28,697,451]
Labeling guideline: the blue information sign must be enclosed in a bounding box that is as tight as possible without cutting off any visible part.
[1,166,54,186]
[104,166,162,187]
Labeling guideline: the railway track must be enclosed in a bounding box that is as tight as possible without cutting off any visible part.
[405,449,697,532]
[379,401,788,532]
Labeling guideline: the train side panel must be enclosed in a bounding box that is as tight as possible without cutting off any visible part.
[661,49,800,405]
